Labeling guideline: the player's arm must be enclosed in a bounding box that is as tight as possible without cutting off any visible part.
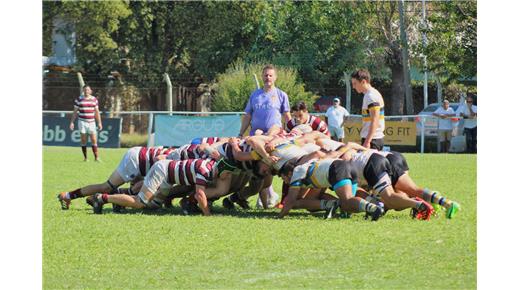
[239,113,252,137]
[266,124,283,136]
[69,107,78,130]
[194,185,211,216]
[294,131,329,145]
[95,106,103,131]
[363,104,380,148]
[227,137,258,161]
[344,142,367,152]
[278,186,300,218]
[283,111,292,123]
[246,135,279,164]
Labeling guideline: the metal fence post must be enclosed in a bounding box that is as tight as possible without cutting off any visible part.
[147,112,154,147]
[420,116,425,153]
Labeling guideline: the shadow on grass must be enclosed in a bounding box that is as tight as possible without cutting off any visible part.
[85,204,322,219]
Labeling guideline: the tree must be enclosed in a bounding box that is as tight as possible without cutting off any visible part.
[420,1,477,83]
[243,1,369,96]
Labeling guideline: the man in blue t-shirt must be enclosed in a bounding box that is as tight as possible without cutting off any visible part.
[239,64,291,137]
[238,64,291,208]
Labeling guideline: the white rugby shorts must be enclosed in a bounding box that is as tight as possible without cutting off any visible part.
[78,120,97,134]
[115,147,142,182]
[142,160,170,194]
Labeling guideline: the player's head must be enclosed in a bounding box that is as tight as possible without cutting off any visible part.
[279,157,299,183]
[291,101,309,125]
[82,85,92,95]
[262,64,277,89]
[351,69,371,93]
[253,161,272,178]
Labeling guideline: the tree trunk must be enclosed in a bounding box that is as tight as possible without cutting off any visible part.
[390,62,405,115]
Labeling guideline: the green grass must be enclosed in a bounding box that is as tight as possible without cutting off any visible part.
[43,146,476,289]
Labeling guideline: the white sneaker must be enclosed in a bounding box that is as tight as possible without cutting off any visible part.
[256,197,264,209]
[268,191,279,208]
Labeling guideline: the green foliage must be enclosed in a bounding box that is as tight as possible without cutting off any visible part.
[120,133,148,148]
[42,1,476,111]
[246,1,368,94]
[212,61,316,112]
[423,1,477,83]
[43,147,476,289]
[49,0,132,74]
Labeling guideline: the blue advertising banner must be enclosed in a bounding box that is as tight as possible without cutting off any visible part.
[154,114,241,146]
[42,116,122,148]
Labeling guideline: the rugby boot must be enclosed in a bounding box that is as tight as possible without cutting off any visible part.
[446,201,461,219]
[366,205,385,221]
[324,200,340,219]
[222,197,235,210]
[90,193,105,215]
[57,192,71,210]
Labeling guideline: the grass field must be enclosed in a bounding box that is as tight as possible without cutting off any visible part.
[43,146,476,289]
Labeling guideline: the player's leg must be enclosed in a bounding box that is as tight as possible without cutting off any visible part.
[57,170,126,210]
[80,133,88,161]
[89,128,99,161]
[378,183,433,220]
[335,183,384,221]
[90,182,160,214]
[223,173,252,210]
[395,173,460,219]
[293,188,340,218]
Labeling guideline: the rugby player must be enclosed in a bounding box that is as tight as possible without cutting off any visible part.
[57,146,174,210]
[88,158,251,215]
[278,158,384,220]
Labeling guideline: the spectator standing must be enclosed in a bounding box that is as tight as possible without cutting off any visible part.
[351,69,385,150]
[238,64,291,208]
[69,85,102,161]
[325,98,349,142]
[433,100,456,153]
[457,95,477,153]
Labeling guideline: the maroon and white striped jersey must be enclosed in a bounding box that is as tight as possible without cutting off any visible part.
[286,115,329,135]
[167,144,210,161]
[138,147,174,176]
[167,159,216,187]
[74,95,99,122]
[216,139,256,172]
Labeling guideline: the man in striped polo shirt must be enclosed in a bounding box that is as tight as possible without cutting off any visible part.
[351,69,385,150]
[69,85,103,161]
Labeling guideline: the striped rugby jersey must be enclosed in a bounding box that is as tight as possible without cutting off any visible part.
[74,95,99,122]
[286,115,329,135]
[217,140,257,173]
[167,159,216,187]
[361,87,385,139]
[168,144,211,161]
[138,147,175,176]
